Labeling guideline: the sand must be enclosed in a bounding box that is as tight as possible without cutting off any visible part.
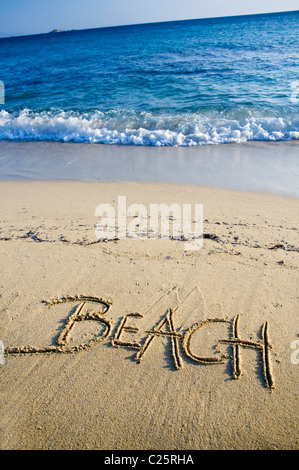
[0,180,298,450]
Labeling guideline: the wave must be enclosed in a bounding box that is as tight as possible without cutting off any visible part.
[0,108,298,146]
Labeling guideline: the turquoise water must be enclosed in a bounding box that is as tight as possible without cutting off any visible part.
[0,10,298,146]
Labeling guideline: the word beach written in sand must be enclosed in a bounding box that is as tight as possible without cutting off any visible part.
[3,294,275,390]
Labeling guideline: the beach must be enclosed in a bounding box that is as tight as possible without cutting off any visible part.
[0,160,298,450]
[0,9,299,451]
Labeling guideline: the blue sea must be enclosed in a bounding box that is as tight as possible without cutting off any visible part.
[0,10,298,146]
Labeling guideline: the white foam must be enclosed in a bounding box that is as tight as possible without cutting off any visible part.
[0,109,298,146]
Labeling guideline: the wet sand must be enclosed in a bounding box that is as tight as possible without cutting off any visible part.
[0,140,298,197]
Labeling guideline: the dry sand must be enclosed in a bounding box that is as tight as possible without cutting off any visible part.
[0,180,298,450]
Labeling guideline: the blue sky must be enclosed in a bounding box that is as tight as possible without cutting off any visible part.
[0,0,298,37]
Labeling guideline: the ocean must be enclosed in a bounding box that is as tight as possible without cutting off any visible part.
[0,10,298,146]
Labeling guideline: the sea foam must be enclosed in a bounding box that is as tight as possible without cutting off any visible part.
[0,109,298,146]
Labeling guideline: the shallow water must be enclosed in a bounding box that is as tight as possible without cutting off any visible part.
[0,141,298,197]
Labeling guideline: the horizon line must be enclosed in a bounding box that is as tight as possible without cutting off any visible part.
[0,8,298,40]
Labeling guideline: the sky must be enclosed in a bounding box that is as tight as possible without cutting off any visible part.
[0,0,298,37]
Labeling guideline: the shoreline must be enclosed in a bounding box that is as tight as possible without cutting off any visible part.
[0,140,298,197]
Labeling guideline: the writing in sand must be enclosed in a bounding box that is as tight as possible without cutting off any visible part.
[3,294,275,390]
